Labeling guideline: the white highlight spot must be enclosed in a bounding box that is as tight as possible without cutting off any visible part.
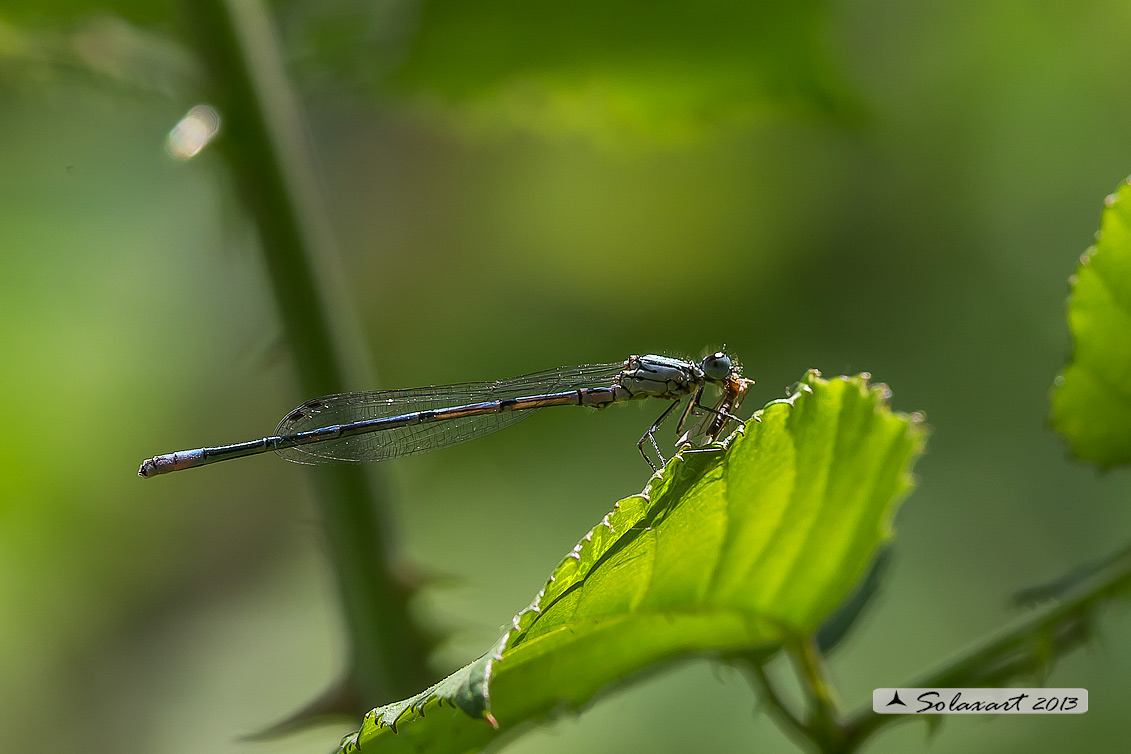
[166,104,221,160]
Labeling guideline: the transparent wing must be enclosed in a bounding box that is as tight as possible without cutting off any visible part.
[274,362,627,464]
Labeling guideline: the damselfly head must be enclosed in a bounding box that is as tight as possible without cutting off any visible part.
[701,352,733,382]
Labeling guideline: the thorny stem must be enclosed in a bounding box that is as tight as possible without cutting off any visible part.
[180,0,433,712]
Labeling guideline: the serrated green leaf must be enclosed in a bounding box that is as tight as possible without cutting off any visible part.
[338,372,925,753]
[1051,177,1131,468]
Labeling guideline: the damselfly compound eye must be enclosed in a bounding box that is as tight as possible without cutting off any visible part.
[701,352,732,382]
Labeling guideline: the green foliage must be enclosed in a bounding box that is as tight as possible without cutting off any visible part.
[373,0,851,140]
[0,0,173,29]
[0,13,195,97]
[337,372,926,753]
[2,0,851,141]
[1052,177,1131,469]
[4,0,1131,751]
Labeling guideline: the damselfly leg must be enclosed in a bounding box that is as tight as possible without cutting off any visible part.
[638,398,682,471]
[637,379,750,472]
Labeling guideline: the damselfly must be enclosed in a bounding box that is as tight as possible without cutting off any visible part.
[138,352,754,478]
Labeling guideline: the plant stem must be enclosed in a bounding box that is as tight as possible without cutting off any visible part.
[743,542,1131,754]
[179,0,432,709]
[839,544,1131,750]
[790,637,847,753]
[740,659,810,749]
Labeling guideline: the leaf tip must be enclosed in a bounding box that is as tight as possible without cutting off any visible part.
[337,731,361,753]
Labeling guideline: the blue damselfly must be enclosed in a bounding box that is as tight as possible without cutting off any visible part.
[139,352,753,478]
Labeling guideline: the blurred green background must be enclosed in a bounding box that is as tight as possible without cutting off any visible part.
[2,1,1130,752]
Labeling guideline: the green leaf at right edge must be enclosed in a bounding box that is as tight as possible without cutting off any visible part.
[1052,177,1131,469]
[338,372,926,754]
